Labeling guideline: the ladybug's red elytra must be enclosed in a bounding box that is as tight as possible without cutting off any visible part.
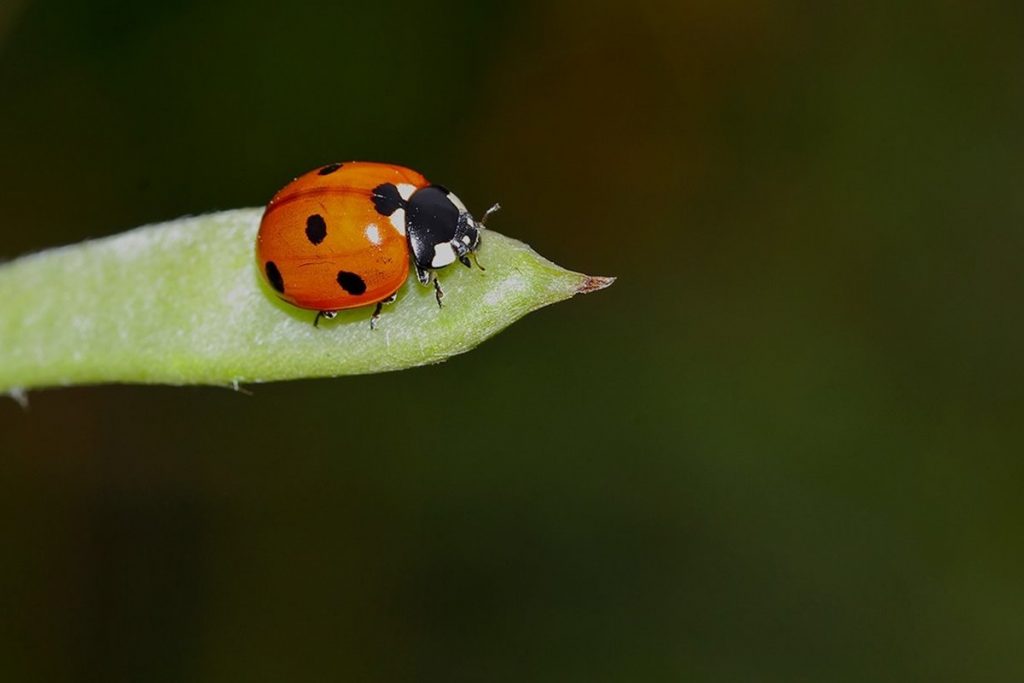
[256,161,498,328]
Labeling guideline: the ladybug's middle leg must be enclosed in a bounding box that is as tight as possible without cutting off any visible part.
[313,310,337,328]
[369,293,398,330]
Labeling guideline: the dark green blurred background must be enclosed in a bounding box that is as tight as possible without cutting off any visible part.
[3,1,1024,680]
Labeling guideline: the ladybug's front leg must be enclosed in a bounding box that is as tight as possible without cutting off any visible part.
[414,265,444,308]
[432,278,444,308]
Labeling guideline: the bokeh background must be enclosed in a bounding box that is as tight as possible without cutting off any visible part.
[2,1,1024,680]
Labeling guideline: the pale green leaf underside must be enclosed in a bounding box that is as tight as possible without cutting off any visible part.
[0,209,612,393]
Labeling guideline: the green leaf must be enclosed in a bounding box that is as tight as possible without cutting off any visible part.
[0,208,613,393]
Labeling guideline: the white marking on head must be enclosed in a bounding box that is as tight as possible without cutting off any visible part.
[364,223,382,245]
[447,192,467,213]
[462,235,471,245]
[431,242,457,268]
[389,208,406,235]
[397,183,417,201]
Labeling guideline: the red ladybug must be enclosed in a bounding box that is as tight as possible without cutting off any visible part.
[257,161,497,328]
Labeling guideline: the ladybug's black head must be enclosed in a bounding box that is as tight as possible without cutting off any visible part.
[454,212,481,254]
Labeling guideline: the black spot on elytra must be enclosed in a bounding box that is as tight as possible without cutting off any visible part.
[371,183,405,216]
[305,214,327,245]
[337,270,367,295]
[318,162,343,175]
[265,261,285,293]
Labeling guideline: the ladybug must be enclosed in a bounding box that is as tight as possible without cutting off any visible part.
[257,161,498,328]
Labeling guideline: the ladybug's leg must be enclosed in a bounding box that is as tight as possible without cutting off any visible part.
[460,253,486,270]
[415,265,431,286]
[414,265,443,308]
[432,277,445,308]
[369,294,398,331]
[313,310,337,328]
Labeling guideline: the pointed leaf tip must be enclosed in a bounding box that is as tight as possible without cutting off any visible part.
[577,275,616,294]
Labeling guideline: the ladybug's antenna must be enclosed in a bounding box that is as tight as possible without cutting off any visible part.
[479,203,501,227]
